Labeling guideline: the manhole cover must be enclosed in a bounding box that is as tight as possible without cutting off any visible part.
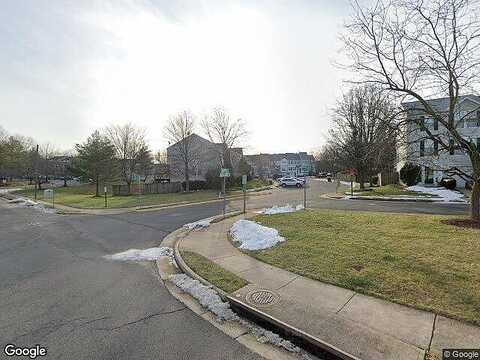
[246,289,280,307]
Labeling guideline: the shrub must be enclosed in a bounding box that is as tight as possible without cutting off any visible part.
[400,163,421,186]
[370,175,379,186]
[182,180,207,191]
[439,178,456,190]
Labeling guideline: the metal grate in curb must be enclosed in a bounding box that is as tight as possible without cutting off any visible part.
[246,289,280,307]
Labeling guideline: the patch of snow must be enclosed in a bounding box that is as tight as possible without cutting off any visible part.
[169,272,306,356]
[169,273,238,321]
[258,204,304,215]
[406,185,466,203]
[8,197,56,214]
[104,247,174,261]
[0,188,22,194]
[183,219,212,230]
[238,319,302,354]
[230,220,285,250]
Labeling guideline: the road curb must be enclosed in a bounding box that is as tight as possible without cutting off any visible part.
[172,214,360,360]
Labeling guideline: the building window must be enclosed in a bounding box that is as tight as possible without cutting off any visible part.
[449,139,455,155]
[420,140,425,157]
[433,140,439,155]
[418,116,425,131]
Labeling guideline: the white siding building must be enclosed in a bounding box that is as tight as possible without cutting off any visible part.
[401,95,480,188]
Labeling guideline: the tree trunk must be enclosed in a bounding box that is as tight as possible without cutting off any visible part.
[95,176,99,197]
[472,180,480,221]
[127,181,131,195]
[357,171,365,190]
[185,163,190,192]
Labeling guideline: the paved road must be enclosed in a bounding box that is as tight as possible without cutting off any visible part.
[0,200,261,360]
[230,179,470,216]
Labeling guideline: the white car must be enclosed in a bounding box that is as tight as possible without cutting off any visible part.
[279,177,303,188]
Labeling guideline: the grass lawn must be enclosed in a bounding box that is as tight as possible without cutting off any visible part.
[355,184,434,197]
[181,250,248,293]
[14,184,224,209]
[250,210,480,324]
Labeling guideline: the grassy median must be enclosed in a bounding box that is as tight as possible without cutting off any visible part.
[251,209,480,324]
[15,184,223,209]
[181,251,248,293]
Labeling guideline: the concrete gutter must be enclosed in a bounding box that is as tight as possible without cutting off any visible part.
[172,214,360,360]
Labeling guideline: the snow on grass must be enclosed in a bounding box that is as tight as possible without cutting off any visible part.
[169,273,238,321]
[183,219,212,230]
[104,247,174,261]
[407,185,466,203]
[258,204,304,215]
[230,220,285,250]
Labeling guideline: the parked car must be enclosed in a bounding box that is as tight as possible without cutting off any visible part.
[279,177,303,188]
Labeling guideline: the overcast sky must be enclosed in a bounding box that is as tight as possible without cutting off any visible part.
[0,0,353,154]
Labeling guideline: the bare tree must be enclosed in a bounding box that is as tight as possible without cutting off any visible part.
[105,123,149,194]
[327,85,398,188]
[342,0,480,219]
[164,110,197,192]
[202,106,247,170]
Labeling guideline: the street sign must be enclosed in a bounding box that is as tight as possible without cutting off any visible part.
[242,175,247,185]
[219,168,231,178]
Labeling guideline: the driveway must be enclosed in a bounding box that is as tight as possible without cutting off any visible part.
[0,200,261,360]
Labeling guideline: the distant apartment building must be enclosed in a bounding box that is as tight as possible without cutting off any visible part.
[400,95,480,188]
[245,152,315,178]
[167,133,243,182]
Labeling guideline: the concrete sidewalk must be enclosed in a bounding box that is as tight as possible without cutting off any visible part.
[178,213,480,360]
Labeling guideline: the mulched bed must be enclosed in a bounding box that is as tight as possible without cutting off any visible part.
[441,219,480,229]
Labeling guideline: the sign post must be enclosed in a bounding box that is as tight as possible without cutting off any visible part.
[303,175,307,209]
[104,186,108,208]
[349,168,357,197]
[242,174,247,214]
[219,168,231,216]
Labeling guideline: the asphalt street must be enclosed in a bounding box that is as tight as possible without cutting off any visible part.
[0,201,262,360]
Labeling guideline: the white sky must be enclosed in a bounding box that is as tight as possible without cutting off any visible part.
[0,0,352,154]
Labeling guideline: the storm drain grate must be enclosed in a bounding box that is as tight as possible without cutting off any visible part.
[246,289,280,307]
